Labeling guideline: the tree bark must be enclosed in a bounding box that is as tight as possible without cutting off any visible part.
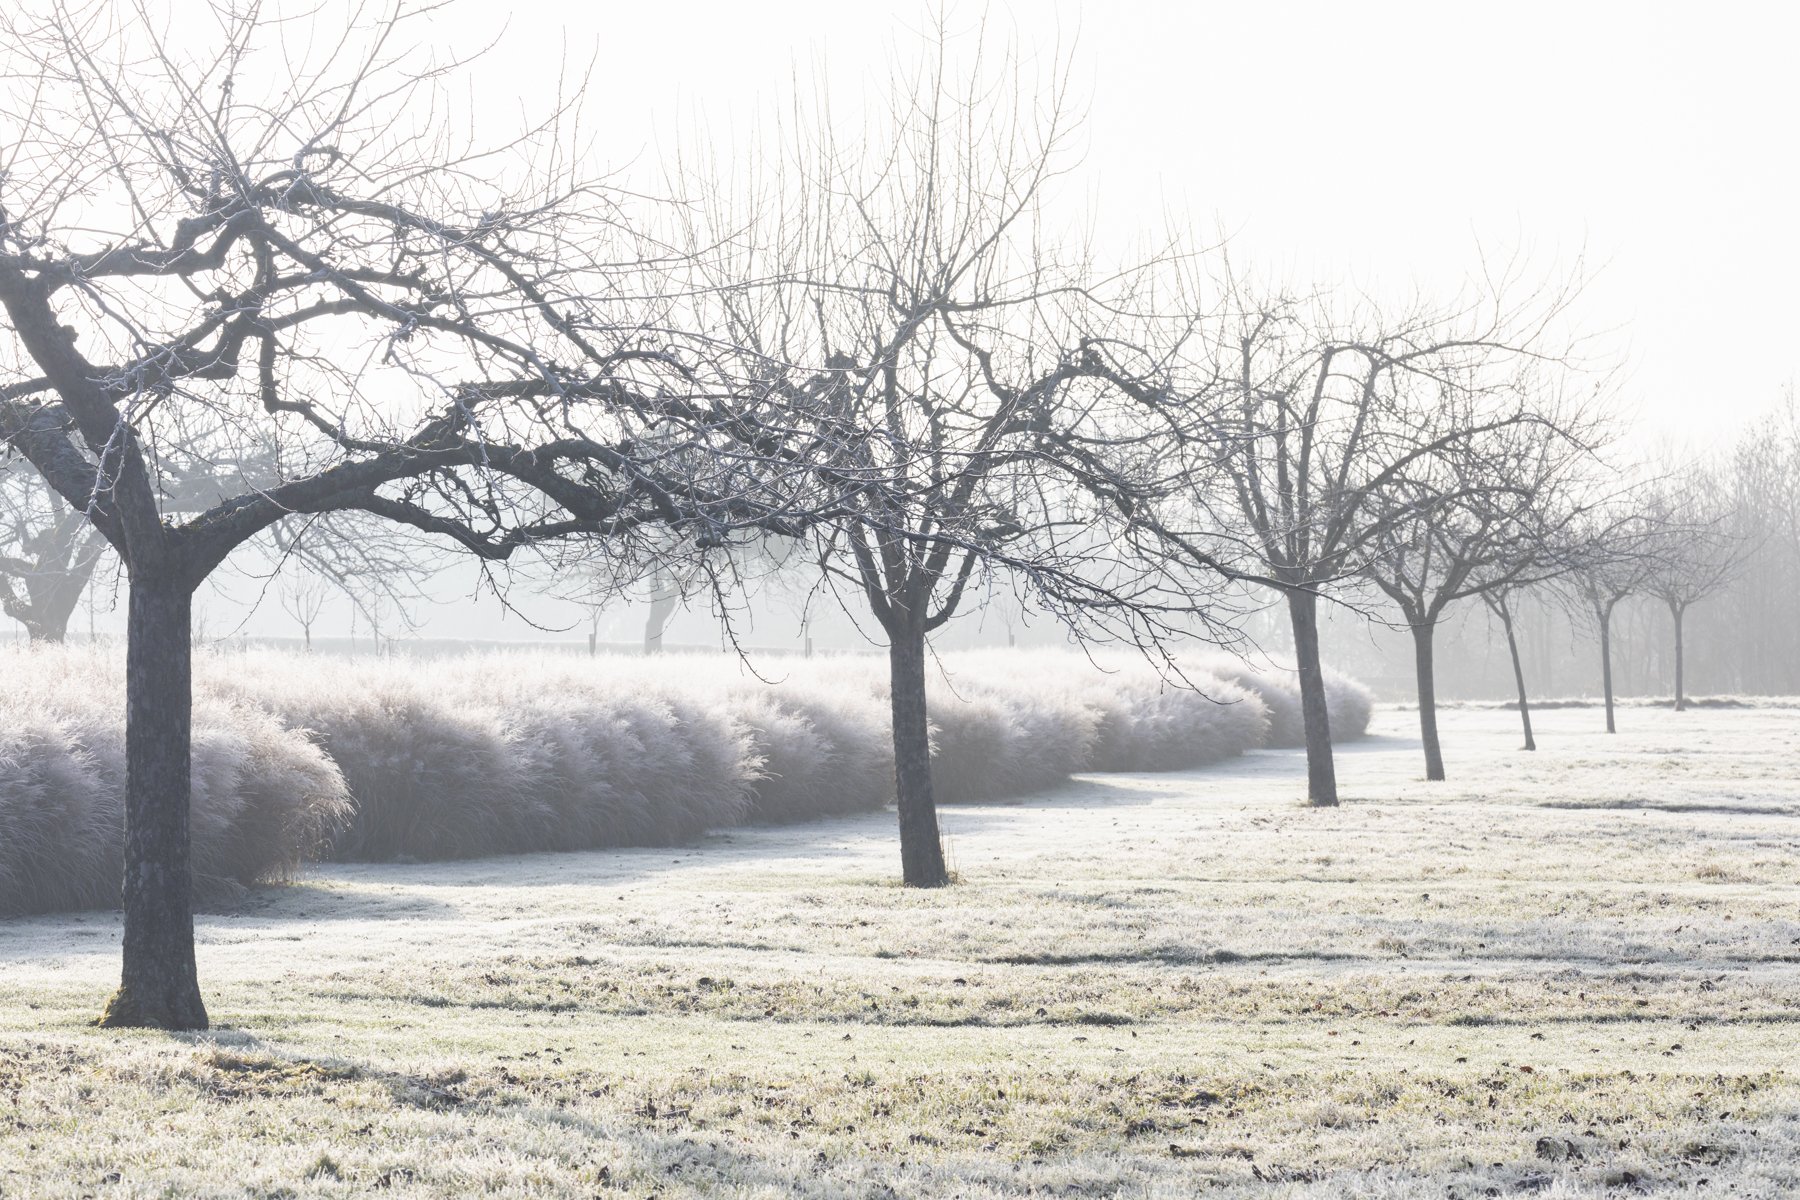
[1599,604,1617,734]
[888,624,948,887]
[1671,602,1687,712]
[1411,621,1445,781]
[97,568,208,1031]
[1285,588,1338,806]
[1499,604,1536,751]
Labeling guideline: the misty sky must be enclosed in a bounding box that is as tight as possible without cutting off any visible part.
[465,0,1795,443]
[129,1,1800,641]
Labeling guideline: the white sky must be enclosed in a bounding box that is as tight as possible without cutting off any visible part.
[473,0,1796,444]
[116,1,1800,641]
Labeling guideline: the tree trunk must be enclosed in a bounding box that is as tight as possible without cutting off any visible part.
[25,618,63,643]
[35,577,86,644]
[1499,605,1536,751]
[1285,588,1338,806]
[1599,605,1617,734]
[10,579,82,643]
[1411,621,1445,781]
[97,569,208,1031]
[888,624,948,887]
[1671,602,1687,712]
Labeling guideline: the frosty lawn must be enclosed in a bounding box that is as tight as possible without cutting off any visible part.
[2,703,1797,1197]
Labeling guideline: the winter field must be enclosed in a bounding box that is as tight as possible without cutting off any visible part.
[1,702,1796,1198]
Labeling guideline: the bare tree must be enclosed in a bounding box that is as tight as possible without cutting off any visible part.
[680,21,1206,886]
[540,538,678,655]
[1359,387,1595,779]
[262,510,442,641]
[1643,463,1746,710]
[1152,271,1586,805]
[1717,388,1800,691]
[1480,581,1542,749]
[581,593,605,656]
[1560,509,1659,733]
[278,569,327,650]
[0,1,816,1029]
[0,454,108,640]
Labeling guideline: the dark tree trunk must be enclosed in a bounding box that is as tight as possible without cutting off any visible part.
[1285,587,1338,806]
[1499,605,1536,751]
[1411,620,1445,781]
[1599,605,1617,734]
[97,569,208,1031]
[1671,602,1687,712]
[888,624,948,887]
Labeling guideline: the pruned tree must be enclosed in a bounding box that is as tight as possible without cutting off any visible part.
[679,20,1210,886]
[0,0,817,1030]
[1642,463,1746,710]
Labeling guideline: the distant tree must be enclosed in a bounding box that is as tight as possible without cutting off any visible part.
[1151,272,1586,804]
[1732,408,1793,686]
[1643,464,1747,710]
[0,1,816,1029]
[0,456,108,642]
[262,511,442,645]
[1720,389,1800,691]
[1560,509,1659,733]
[1480,582,1541,749]
[581,597,605,656]
[278,570,328,650]
[1475,554,1609,754]
[643,569,680,655]
[1359,386,1595,779]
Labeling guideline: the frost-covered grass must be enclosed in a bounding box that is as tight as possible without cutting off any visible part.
[1,704,1795,1197]
[0,645,1372,911]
